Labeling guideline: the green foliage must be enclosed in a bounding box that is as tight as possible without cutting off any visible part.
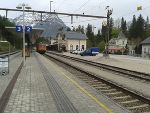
[121,17,127,35]
[0,15,22,51]
[111,27,120,38]
[129,15,137,39]
[97,40,105,52]
[109,17,114,39]
[101,25,107,42]
[86,24,95,47]
[36,37,48,44]
[0,42,16,52]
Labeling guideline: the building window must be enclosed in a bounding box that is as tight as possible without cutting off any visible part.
[81,45,84,50]
[76,45,78,50]
[122,41,124,45]
[148,48,150,54]
[70,44,73,51]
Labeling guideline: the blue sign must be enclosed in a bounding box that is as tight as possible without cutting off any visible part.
[16,26,23,32]
[25,26,32,32]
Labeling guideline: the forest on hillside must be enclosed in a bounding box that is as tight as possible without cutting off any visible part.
[0,16,22,52]
[73,14,150,53]
[0,14,150,54]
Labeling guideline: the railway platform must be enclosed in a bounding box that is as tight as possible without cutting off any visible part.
[2,52,130,113]
[62,52,150,74]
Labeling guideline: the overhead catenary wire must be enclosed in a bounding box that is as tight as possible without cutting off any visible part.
[63,18,100,24]
[55,0,68,12]
[73,0,91,13]
[84,0,108,13]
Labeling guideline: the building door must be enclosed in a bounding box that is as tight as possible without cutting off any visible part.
[70,44,73,52]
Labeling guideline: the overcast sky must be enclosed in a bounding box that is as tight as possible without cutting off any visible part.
[0,0,150,33]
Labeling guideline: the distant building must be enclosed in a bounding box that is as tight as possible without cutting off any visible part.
[141,37,150,58]
[127,40,136,56]
[108,32,128,54]
[51,31,88,52]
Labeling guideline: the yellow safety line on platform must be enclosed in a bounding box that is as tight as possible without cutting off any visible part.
[60,71,114,113]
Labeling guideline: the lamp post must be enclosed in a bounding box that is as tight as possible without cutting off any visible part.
[16,3,31,66]
[50,1,53,12]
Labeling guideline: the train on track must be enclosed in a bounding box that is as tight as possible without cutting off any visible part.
[36,43,47,54]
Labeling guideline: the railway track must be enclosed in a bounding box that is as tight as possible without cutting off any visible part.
[47,51,150,82]
[0,51,20,57]
[44,53,150,113]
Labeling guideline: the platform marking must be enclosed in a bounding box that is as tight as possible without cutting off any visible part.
[60,71,114,113]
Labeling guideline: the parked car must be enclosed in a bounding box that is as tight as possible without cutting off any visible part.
[80,47,100,56]
[72,50,83,54]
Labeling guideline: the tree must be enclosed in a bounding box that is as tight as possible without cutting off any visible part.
[75,25,85,34]
[72,27,76,31]
[109,17,114,39]
[86,24,94,47]
[0,15,22,50]
[129,15,137,39]
[136,14,145,40]
[111,27,120,38]
[67,27,71,31]
[76,25,81,32]
[97,40,105,52]
[81,26,85,34]
[121,17,127,35]
[144,16,150,38]
[101,24,107,42]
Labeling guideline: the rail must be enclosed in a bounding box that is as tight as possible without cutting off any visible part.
[47,51,150,81]
[44,53,150,113]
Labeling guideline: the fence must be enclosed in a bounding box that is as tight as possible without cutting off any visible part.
[0,55,9,76]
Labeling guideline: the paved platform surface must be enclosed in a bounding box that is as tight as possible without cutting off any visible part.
[63,52,150,74]
[4,52,130,113]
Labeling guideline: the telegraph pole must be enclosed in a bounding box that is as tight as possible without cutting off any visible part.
[106,6,113,57]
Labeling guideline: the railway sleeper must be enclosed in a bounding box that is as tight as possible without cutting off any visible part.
[91,84,107,87]
[130,106,150,113]
[100,88,117,92]
[94,86,111,90]
[106,92,125,97]
[86,81,103,84]
[119,99,139,104]
[105,91,122,95]
[127,104,150,112]
[124,102,149,108]
[113,96,134,102]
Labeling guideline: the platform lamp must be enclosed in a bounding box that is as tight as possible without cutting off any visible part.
[16,3,31,66]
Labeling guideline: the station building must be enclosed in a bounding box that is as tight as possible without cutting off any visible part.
[108,32,128,54]
[50,31,88,52]
[141,36,150,58]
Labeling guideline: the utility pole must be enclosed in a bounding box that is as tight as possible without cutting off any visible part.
[50,1,53,12]
[106,6,113,57]
[93,26,96,46]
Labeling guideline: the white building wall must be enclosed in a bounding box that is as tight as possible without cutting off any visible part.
[116,39,127,47]
[142,44,150,58]
[51,39,56,45]
[67,39,86,51]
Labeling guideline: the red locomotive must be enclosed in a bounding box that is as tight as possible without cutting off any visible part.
[36,43,47,54]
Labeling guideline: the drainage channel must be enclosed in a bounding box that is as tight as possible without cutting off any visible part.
[35,54,79,113]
